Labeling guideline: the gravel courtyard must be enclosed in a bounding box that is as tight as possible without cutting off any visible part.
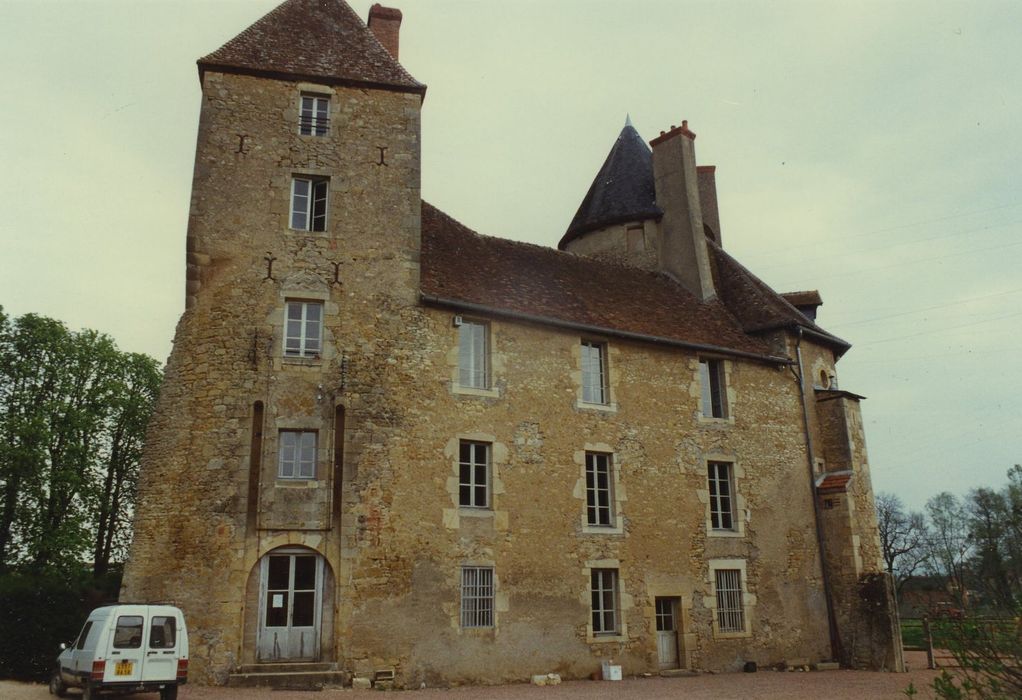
[1,652,944,700]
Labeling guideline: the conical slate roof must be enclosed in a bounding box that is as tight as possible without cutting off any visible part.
[559,121,663,249]
[198,0,424,95]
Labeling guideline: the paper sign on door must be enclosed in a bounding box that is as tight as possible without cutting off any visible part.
[272,594,284,608]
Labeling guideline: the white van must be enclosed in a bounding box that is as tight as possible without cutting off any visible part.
[50,604,188,700]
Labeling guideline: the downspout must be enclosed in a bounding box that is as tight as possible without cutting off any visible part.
[792,326,842,662]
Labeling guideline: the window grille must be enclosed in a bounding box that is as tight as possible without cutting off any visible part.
[585,452,613,526]
[591,569,618,634]
[715,568,745,633]
[299,95,330,136]
[707,461,735,530]
[458,441,490,508]
[581,341,607,404]
[458,321,489,388]
[460,567,494,628]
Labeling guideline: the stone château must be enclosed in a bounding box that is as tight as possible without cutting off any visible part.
[121,0,903,687]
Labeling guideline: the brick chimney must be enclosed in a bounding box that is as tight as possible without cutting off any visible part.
[368,4,402,60]
[650,121,716,300]
[697,165,722,247]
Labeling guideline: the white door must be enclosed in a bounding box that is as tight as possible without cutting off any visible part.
[106,608,147,683]
[258,550,323,661]
[140,612,179,682]
[655,597,680,669]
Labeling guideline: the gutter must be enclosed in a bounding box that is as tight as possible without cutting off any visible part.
[420,293,792,366]
[792,326,842,663]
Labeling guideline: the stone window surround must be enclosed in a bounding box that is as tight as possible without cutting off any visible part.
[442,433,508,531]
[448,559,509,634]
[573,337,619,412]
[573,443,626,535]
[582,558,632,643]
[295,82,337,138]
[696,453,747,538]
[283,166,334,236]
[693,356,736,425]
[448,316,501,399]
[270,416,327,489]
[273,290,337,369]
[704,558,755,639]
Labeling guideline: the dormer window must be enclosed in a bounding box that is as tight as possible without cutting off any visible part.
[299,95,329,136]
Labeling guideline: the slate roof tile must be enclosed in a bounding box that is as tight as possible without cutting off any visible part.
[198,0,424,94]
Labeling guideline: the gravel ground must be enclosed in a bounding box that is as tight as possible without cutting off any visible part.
[1,651,943,700]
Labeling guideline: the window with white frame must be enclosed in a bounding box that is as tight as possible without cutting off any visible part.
[714,568,745,633]
[699,358,727,418]
[299,95,329,136]
[707,461,736,531]
[460,566,494,628]
[457,320,489,389]
[278,430,316,479]
[458,440,490,508]
[284,301,323,357]
[585,452,614,527]
[591,568,619,635]
[290,177,328,231]
[581,341,608,404]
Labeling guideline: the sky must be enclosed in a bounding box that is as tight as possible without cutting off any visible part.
[1,0,1019,513]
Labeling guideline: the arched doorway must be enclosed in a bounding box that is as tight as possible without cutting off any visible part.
[256,547,326,662]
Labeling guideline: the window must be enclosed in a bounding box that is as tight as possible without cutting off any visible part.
[74,621,93,651]
[284,301,322,357]
[699,358,727,418]
[113,616,144,649]
[279,430,317,479]
[591,569,619,635]
[585,452,614,526]
[290,177,328,231]
[707,461,736,530]
[458,440,490,508]
[457,320,489,389]
[714,568,745,633]
[460,566,494,628]
[581,341,608,404]
[149,616,177,649]
[299,95,329,136]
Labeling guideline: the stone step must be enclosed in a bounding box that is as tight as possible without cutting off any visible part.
[659,668,699,678]
[227,670,350,689]
[234,662,336,675]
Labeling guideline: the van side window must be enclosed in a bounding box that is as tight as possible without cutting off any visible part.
[113,615,144,649]
[75,621,93,650]
[149,616,177,649]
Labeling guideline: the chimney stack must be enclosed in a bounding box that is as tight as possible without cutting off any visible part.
[697,165,721,247]
[650,121,716,300]
[368,4,402,60]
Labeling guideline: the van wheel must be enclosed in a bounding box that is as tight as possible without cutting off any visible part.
[159,686,178,700]
[48,670,67,697]
[81,682,94,700]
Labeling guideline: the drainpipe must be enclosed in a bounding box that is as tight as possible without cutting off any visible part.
[792,326,842,663]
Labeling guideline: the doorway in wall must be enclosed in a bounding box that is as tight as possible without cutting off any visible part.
[655,596,681,670]
[257,548,324,661]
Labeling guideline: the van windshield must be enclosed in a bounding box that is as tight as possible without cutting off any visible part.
[149,616,177,649]
[113,616,144,649]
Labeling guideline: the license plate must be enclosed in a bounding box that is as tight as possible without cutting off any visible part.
[115,660,133,676]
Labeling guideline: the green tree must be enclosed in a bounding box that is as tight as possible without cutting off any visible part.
[0,308,161,575]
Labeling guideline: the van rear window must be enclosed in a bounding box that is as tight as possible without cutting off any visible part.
[149,616,177,649]
[113,616,144,649]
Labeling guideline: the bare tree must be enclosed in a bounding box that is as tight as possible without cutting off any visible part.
[875,491,928,594]
[926,492,973,608]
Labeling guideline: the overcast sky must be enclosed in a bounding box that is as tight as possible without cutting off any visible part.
[1,0,1019,512]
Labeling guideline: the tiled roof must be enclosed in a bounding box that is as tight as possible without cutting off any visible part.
[816,471,853,494]
[782,290,823,308]
[708,242,850,355]
[559,123,663,248]
[198,0,424,94]
[421,203,782,361]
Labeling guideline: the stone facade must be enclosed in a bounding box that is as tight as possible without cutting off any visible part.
[121,0,901,687]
